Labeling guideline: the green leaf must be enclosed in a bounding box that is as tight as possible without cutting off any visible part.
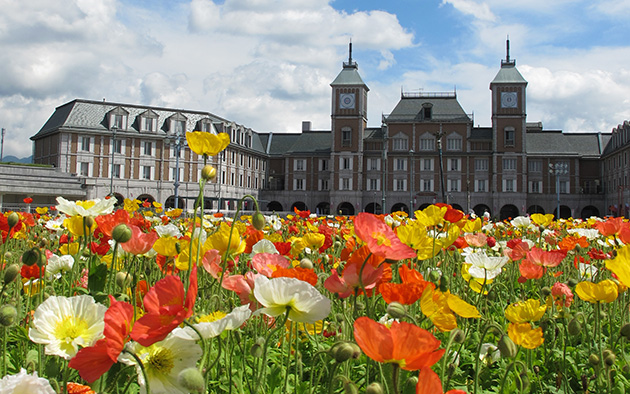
[88,262,108,294]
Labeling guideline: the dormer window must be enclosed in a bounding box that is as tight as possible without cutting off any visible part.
[140,110,158,133]
[422,103,433,120]
[168,113,188,135]
[108,107,129,130]
[197,118,214,132]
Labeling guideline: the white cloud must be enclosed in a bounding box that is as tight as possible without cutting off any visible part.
[442,0,496,22]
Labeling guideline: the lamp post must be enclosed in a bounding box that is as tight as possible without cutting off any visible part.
[172,127,185,209]
[109,125,118,196]
[435,128,446,203]
[549,162,568,219]
[409,149,414,213]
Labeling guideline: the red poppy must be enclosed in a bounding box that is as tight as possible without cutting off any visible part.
[594,217,625,237]
[0,214,22,242]
[506,239,529,261]
[21,264,44,280]
[444,207,464,223]
[293,206,311,219]
[354,213,416,261]
[23,197,33,204]
[519,258,544,280]
[94,209,130,237]
[273,241,292,256]
[588,248,610,260]
[69,296,134,383]
[130,266,198,346]
[526,247,566,268]
[380,264,435,305]
[353,316,445,371]
[416,367,467,394]
[620,224,630,244]
[120,225,158,255]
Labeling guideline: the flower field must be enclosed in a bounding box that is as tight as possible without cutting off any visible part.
[2,137,630,393]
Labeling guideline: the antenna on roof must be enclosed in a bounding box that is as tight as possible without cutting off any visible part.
[349,39,353,64]
[501,35,515,66]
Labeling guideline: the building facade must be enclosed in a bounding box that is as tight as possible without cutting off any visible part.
[25,43,626,219]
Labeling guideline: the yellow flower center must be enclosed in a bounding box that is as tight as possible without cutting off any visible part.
[76,200,96,210]
[54,315,89,343]
[372,231,392,247]
[198,311,227,323]
[147,347,175,375]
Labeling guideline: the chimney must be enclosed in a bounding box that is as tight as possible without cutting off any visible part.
[302,121,311,132]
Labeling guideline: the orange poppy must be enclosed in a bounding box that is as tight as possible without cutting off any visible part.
[353,316,445,371]
[558,235,588,251]
[379,265,435,305]
[416,367,468,394]
[272,266,318,286]
[594,217,625,237]
[67,383,96,394]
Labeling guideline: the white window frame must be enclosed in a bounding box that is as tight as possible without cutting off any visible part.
[528,180,542,193]
[446,136,462,151]
[503,158,517,171]
[422,158,433,171]
[528,160,542,173]
[448,158,460,171]
[318,178,329,191]
[421,178,434,192]
[143,141,153,156]
[142,166,153,180]
[142,117,157,132]
[112,163,123,179]
[448,178,461,192]
[340,157,352,170]
[367,178,381,191]
[80,136,91,152]
[475,179,487,192]
[294,159,306,171]
[560,180,570,194]
[394,158,407,171]
[420,137,435,151]
[340,177,352,190]
[392,135,409,151]
[368,158,381,171]
[113,139,123,154]
[319,159,329,171]
[502,178,515,192]
[294,178,305,191]
[79,162,91,177]
[474,158,489,172]
[394,178,407,191]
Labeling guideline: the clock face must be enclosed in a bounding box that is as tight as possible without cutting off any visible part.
[339,93,356,109]
[501,92,518,108]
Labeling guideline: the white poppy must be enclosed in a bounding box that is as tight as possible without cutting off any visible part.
[55,196,116,217]
[0,369,55,394]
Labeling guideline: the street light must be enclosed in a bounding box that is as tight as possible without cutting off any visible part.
[549,162,569,219]
[109,125,118,196]
[435,128,446,203]
[171,126,186,209]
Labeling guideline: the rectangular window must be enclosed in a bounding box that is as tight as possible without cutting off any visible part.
[342,157,352,170]
[113,139,122,154]
[368,158,381,171]
[143,118,155,132]
[422,158,433,171]
[505,128,515,146]
[81,136,90,152]
[294,179,304,191]
[319,159,329,171]
[342,129,352,147]
[143,141,153,156]
[341,178,352,190]
[231,173,235,186]
[503,179,515,192]
[395,179,407,191]
[319,179,329,191]
[294,159,305,171]
[112,164,121,178]
[80,162,89,176]
[560,180,569,194]
[475,179,487,192]
[239,174,243,187]
[420,138,435,151]
[474,158,488,171]
[142,166,152,180]
[368,178,380,191]
[112,114,124,129]
[392,138,408,151]
[446,137,462,151]
[503,158,517,171]
[231,151,236,164]
[529,181,542,193]
[448,158,460,171]
[395,158,407,171]
[422,179,434,192]
[172,120,186,135]
[528,160,542,173]
[448,179,461,192]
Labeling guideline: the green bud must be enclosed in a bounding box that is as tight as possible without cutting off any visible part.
[343,381,359,394]
[498,335,518,359]
[250,337,265,358]
[600,311,608,320]
[568,318,582,336]
[3,264,20,285]
[355,301,365,311]
[252,212,265,231]
[605,353,616,367]
[0,304,17,327]
[330,342,360,363]
[386,302,407,319]
[402,376,419,394]
[21,247,41,266]
[115,271,132,289]
[516,372,530,391]
[175,242,182,254]
[541,286,551,297]
[84,216,95,229]
[7,212,19,229]
[428,270,440,282]
[177,367,205,393]
[112,224,132,243]
[439,276,449,292]
[451,328,466,344]
[4,252,12,261]
[299,258,313,270]
[589,353,600,366]
[201,165,217,181]
[567,278,578,288]
[366,382,385,394]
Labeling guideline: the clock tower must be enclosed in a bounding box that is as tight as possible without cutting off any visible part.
[329,43,369,213]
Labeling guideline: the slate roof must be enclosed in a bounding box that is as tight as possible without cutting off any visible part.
[330,64,368,89]
[469,127,492,140]
[261,132,332,155]
[385,94,471,123]
[490,63,527,85]
[526,131,610,158]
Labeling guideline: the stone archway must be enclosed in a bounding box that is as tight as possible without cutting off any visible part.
[473,204,491,218]
[165,195,186,209]
[291,201,308,212]
[316,202,330,215]
[391,202,409,214]
[527,205,545,215]
[336,202,355,216]
[136,194,155,204]
[553,205,572,219]
[580,205,599,219]
[499,204,519,221]
[267,201,283,212]
[364,202,382,214]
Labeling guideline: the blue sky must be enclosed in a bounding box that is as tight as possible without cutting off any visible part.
[1,0,630,158]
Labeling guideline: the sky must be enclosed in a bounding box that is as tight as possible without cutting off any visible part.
[1,0,630,159]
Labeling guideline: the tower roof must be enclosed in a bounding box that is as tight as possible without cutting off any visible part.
[490,39,527,85]
[330,42,369,89]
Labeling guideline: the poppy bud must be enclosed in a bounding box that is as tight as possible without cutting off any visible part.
[112,224,132,243]
[621,323,630,340]
[589,354,600,366]
[451,328,466,344]
[250,337,265,357]
[402,376,418,394]
[498,335,517,359]
[516,372,530,391]
[439,276,449,292]
[386,302,407,319]
[600,311,608,320]
[343,380,359,394]
[116,271,132,289]
[541,286,552,297]
[428,270,440,282]
[175,242,182,254]
[299,258,313,270]
[567,278,578,288]
[21,247,41,266]
[568,318,582,336]
[201,165,217,181]
[366,382,384,394]
[84,216,95,229]
[7,212,19,229]
[177,367,205,393]
[486,236,496,247]
[252,212,265,231]
[3,264,19,285]
[330,342,360,363]
[0,304,17,327]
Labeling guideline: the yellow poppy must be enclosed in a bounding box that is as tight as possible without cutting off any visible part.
[505,299,547,323]
[575,279,618,303]
[414,205,447,227]
[461,217,482,233]
[124,198,140,213]
[302,233,325,250]
[420,287,481,332]
[186,131,230,156]
[605,245,630,287]
[63,216,95,237]
[59,242,80,256]
[508,322,544,349]
[153,236,179,257]
[204,222,246,259]
[530,213,555,227]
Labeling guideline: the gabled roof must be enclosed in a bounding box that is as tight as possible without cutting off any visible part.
[385,93,471,123]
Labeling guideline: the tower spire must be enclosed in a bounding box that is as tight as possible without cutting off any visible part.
[343,39,357,68]
[501,36,515,66]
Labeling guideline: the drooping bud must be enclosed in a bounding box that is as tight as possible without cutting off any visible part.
[386,302,407,319]
[428,270,440,282]
[588,353,600,366]
[451,328,466,344]
[567,278,578,288]
[541,286,552,297]
[177,367,205,393]
[115,271,132,289]
[498,335,518,359]
[21,247,41,266]
[343,380,359,394]
[402,376,418,394]
[299,258,313,269]
[7,212,19,229]
[3,264,20,285]
[516,372,530,392]
[252,211,265,231]
[112,224,132,243]
[250,337,265,357]
[0,304,18,327]
[201,165,217,181]
[366,382,385,394]
[84,216,95,229]
[568,318,582,336]
[330,342,359,363]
